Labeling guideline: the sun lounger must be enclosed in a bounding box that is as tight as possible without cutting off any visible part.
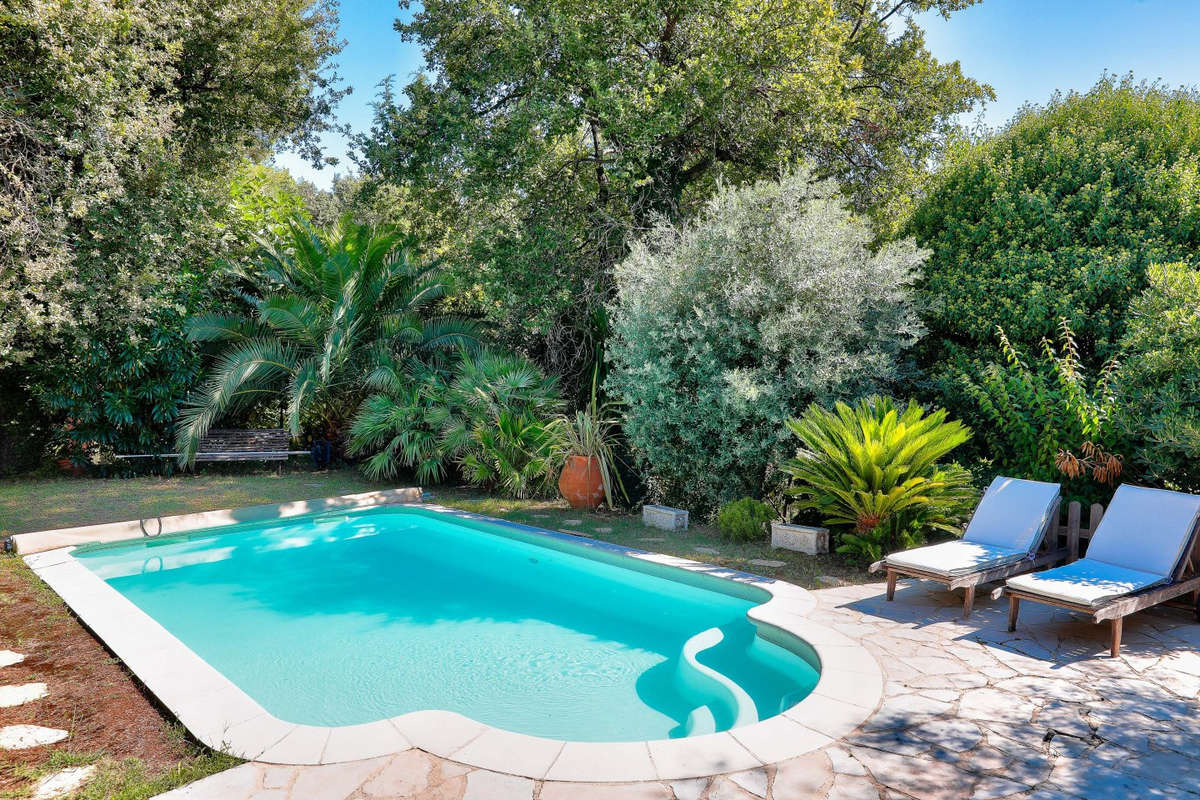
[1003,484,1200,657]
[870,477,1063,617]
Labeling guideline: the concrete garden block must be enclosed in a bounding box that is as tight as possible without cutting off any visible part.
[643,504,688,531]
[771,522,829,555]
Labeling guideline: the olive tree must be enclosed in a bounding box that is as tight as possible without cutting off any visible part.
[607,168,926,511]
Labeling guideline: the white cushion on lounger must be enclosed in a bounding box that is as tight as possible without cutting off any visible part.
[1084,485,1200,579]
[1005,558,1166,608]
[886,540,1027,578]
[963,476,1061,553]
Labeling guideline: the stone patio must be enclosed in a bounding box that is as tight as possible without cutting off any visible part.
[156,580,1200,800]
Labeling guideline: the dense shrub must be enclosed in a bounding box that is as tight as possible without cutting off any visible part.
[908,78,1200,388]
[961,321,1124,502]
[39,302,205,458]
[781,397,975,563]
[1117,263,1200,491]
[350,350,564,495]
[607,168,926,512]
[0,375,53,475]
[716,498,774,543]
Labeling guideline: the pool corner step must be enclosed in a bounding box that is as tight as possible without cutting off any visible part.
[675,627,758,733]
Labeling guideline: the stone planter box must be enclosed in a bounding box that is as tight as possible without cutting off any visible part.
[643,504,689,532]
[771,522,829,555]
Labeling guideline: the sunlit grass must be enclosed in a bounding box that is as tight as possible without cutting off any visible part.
[0,469,870,589]
[4,739,241,800]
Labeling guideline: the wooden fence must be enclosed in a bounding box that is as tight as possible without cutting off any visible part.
[1049,500,1105,561]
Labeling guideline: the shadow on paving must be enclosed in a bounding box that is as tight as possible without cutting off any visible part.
[810,579,1200,800]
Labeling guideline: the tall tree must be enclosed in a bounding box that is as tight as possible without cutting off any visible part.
[0,0,347,456]
[906,77,1200,408]
[0,0,347,365]
[358,0,990,385]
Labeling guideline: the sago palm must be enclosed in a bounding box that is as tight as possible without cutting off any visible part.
[781,396,975,562]
[175,219,481,463]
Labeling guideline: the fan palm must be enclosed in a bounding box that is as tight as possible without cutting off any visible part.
[781,396,975,562]
[175,219,482,463]
[349,348,563,488]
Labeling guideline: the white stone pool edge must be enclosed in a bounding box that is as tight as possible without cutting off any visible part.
[16,492,883,783]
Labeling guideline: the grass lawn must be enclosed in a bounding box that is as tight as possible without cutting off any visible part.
[0,470,380,535]
[0,468,872,589]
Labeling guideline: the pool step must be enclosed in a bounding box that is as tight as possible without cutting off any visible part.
[683,705,717,736]
[675,627,758,734]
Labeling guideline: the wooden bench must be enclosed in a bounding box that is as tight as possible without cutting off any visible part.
[193,429,293,462]
[114,429,308,465]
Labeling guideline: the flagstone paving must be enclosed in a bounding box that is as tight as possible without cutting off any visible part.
[155,580,1200,800]
[0,724,68,750]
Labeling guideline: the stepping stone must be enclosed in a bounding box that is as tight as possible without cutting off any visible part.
[562,519,582,525]
[639,537,665,543]
[533,514,551,519]
[0,651,25,668]
[594,526,613,533]
[32,766,97,800]
[695,547,720,555]
[748,559,787,568]
[0,725,68,750]
[0,682,48,707]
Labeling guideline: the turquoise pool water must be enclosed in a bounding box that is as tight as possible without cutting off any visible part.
[74,507,819,741]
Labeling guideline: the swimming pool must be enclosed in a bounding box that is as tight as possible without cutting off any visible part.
[73,506,817,742]
[20,493,882,778]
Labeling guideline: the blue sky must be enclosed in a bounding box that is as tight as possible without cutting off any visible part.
[277,0,1200,189]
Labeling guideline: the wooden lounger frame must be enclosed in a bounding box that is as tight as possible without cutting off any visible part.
[1003,516,1200,657]
[869,497,1094,618]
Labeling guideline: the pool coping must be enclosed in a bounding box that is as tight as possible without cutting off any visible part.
[20,493,883,782]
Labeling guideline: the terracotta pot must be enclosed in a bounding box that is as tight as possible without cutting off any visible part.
[56,458,85,477]
[559,455,606,509]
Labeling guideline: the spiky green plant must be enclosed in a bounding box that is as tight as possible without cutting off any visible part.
[175,219,482,463]
[460,411,564,498]
[781,396,975,563]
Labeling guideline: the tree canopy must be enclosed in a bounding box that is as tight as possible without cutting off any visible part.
[907,77,1200,383]
[0,0,346,366]
[358,0,990,385]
